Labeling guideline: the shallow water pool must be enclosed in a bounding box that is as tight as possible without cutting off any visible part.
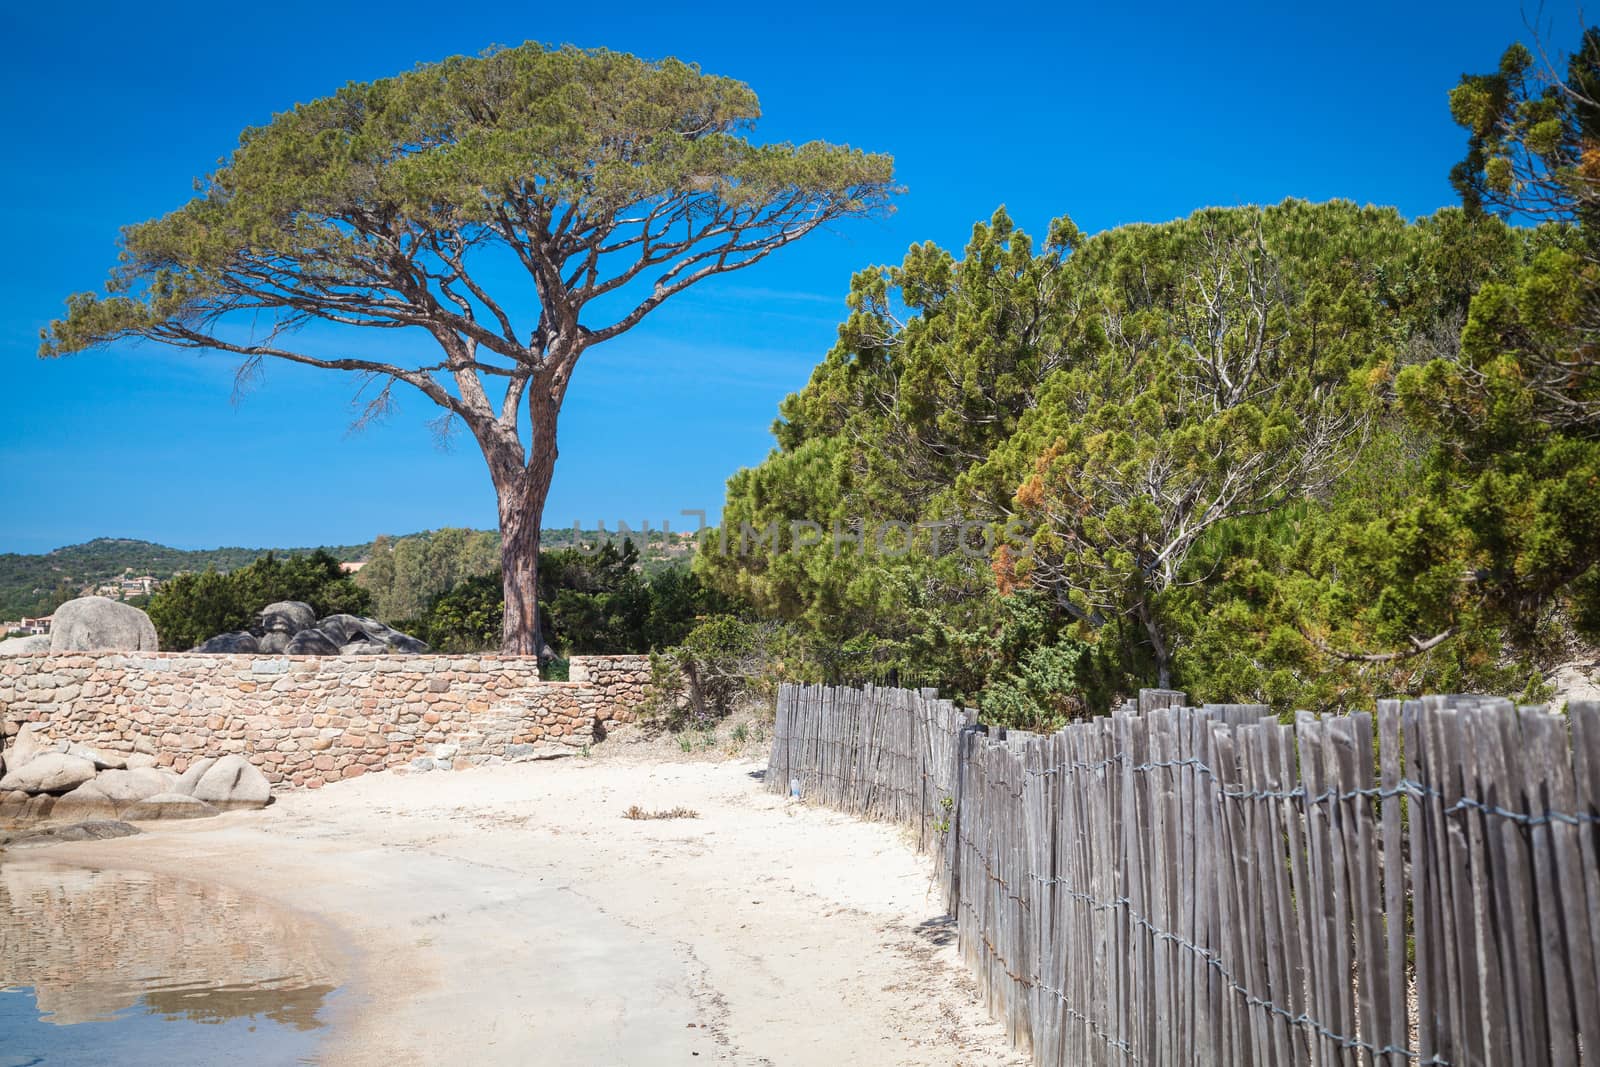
[0,861,340,1065]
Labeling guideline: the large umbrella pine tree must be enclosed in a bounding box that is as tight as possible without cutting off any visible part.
[43,43,896,656]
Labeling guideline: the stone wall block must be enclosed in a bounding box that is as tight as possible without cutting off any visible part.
[0,652,650,788]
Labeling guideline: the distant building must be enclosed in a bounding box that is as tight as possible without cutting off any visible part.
[123,575,159,596]
[18,616,51,635]
[90,571,163,600]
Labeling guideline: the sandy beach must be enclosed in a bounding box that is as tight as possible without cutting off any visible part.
[4,750,1022,1066]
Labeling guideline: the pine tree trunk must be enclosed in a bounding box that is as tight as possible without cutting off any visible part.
[494,413,560,658]
[498,500,543,657]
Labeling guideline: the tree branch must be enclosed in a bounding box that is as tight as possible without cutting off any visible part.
[1302,627,1458,663]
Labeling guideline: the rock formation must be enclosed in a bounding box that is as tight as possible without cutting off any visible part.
[0,752,97,795]
[316,614,368,643]
[48,595,160,652]
[5,724,62,769]
[188,755,273,810]
[192,631,259,653]
[122,793,219,820]
[192,600,430,656]
[0,725,271,823]
[0,819,140,849]
[257,631,290,653]
[1,597,159,656]
[0,634,52,655]
[285,628,340,655]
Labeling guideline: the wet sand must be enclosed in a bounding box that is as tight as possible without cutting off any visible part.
[11,756,1022,1066]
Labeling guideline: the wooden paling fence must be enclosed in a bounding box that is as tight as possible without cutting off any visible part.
[766,684,1600,1066]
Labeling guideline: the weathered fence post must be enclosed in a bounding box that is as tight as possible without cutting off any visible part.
[766,683,1600,1066]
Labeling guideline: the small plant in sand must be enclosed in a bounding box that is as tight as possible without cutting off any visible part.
[622,805,700,821]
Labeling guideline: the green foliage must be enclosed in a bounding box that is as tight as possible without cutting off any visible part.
[704,186,1586,723]
[543,540,743,654]
[41,43,896,363]
[1393,248,1600,648]
[541,540,652,653]
[145,550,371,650]
[0,537,367,620]
[1412,24,1600,651]
[985,203,1409,684]
[396,538,741,656]
[1448,30,1600,231]
[399,571,505,653]
[0,526,671,631]
[643,615,784,728]
[356,526,701,628]
[980,640,1093,732]
[358,528,500,623]
[697,209,1083,696]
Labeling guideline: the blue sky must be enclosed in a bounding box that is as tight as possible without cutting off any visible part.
[0,0,1565,553]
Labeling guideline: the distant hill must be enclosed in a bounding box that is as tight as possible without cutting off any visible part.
[0,537,372,620]
[0,529,698,620]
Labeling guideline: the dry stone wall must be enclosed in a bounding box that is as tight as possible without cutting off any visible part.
[0,652,652,789]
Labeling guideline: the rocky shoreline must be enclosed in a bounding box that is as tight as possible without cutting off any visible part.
[0,723,271,823]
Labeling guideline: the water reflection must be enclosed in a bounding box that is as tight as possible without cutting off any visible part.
[140,978,336,1029]
[0,861,338,1049]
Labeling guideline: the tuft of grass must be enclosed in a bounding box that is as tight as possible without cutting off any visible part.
[732,723,749,744]
[622,804,700,821]
[677,735,694,753]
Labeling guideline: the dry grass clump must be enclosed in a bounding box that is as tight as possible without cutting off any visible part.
[622,804,699,821]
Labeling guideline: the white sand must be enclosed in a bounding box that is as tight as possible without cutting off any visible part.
[18,755,1023,1066]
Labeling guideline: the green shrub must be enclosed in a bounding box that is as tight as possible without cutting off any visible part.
[405,571,503,652]
[146,550,371,650]
[979,639,1093,732]
[391,541,746,657]
[642,615,791,730]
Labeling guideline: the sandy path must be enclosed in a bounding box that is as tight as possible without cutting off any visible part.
[16,756,1023,1066]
